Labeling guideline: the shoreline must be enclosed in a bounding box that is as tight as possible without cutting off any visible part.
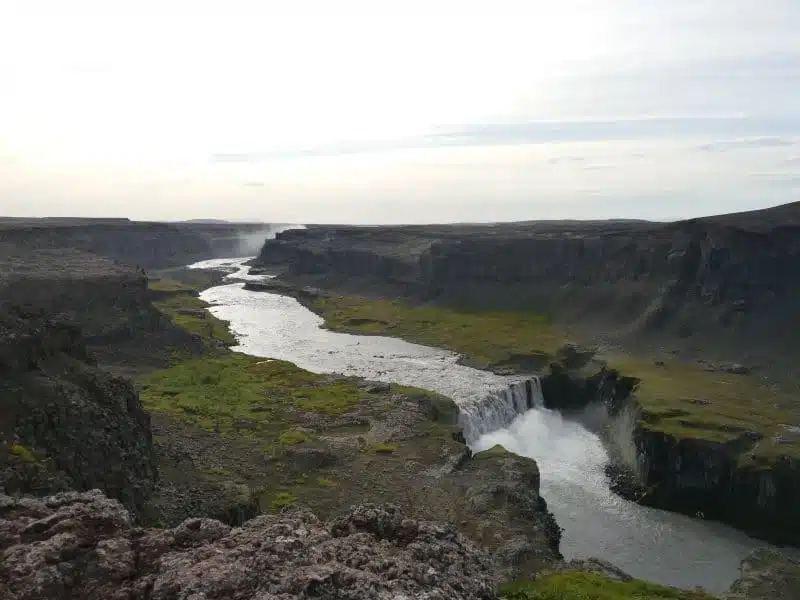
[239,274,800,549]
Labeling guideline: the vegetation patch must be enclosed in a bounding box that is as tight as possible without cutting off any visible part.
[610,357,800,461]
[148,279,237,348]
[498,572,718,600]
[139,354,368,432]
[278,430,313,445]
[317,477,336,488]
[269,491,297,512]
[369,442,399,454]
[9,444,36,463]
[310,295,565,370]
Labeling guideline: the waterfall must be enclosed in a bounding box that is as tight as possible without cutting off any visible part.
[458,376,545,444]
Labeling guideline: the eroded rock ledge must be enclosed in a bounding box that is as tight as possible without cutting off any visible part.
[0,308,158,516]
[0,490,499,600]
[540,364,800,546]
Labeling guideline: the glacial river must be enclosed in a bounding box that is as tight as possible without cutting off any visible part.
[190,257,773,594]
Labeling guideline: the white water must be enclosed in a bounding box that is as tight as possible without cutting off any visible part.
[189,257,772,594]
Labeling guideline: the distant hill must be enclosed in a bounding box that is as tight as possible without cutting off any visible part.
[177,219,232,224]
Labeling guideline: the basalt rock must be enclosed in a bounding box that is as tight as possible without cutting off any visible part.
[0,309,158,516]
[608,423,800,546]
[255,204,800,381]
[0,219,279,269]
[0,490,500,600]
[723,548,800,600]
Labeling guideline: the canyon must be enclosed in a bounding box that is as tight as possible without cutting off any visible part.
[252,201,800,547]
[1,210,799,598]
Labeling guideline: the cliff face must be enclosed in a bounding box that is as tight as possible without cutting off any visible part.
[1,247,164,345]
[0,309,158,515]
[540,366,800,546]
[0,220,277,269]
[257,205,800,377]
[611,419,800,546]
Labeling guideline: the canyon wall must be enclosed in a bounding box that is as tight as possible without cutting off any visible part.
[0,219,277,269]
[253,205,800,545]
[257,209,800,378]
[0,308,158,515]
[605,408,800,546]
[540,365,800,546]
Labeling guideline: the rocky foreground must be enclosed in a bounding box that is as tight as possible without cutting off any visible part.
[0,491,499,600]
[2,213,800,598]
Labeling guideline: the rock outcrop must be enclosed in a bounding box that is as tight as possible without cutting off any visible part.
[0,308,158,516]
[605,411,800,546]
[539,364,800,547]
[0,219,279,269]
[255,204,800,381]
[0,490,499,600]
[1,246,164,345]
[723,548,800,600]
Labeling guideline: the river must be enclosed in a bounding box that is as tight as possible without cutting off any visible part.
[190,257,771,594]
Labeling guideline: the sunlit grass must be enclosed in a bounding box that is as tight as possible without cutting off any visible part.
[311,294,565,370]
[139,354,367,432]
[499,572,718,600]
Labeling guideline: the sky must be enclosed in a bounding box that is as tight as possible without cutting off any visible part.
[1,0,799,224]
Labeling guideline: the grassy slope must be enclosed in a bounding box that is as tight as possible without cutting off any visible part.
[139,353,367,432]
[148,278,237,348]
[141,277,466,519]
[312,294,566,368]
[500,572,717,600]
[308,294,800,462]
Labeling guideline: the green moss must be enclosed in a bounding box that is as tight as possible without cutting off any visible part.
[369,442,398,454]
[499,572,718,600]
[147,278,198,293]
[278,430,313,445]
[475,444,512,460]
[610,357,800,461]
[317,477,336,488]
[269,491,297,512]
[139,354,367,432]
[311,295,564,370]
[10,444,36,463]
[148,279,237,347]
[203,466,235,478]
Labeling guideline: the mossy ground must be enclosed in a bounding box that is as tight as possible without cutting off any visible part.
[140,353,368,432]
[610,357,800,463]
[137,338,468,526]
[306,293,800,462]
[499,572,718,600]
[311,294,565,370]
[148,278,237,348]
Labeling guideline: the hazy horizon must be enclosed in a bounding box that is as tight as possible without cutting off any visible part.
[1,1,799,224]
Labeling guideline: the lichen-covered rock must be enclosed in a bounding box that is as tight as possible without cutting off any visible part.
[450,445,562,579]
[0,490,500,600]
[723,548,800,600]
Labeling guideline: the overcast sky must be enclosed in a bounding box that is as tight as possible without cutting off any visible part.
[1,0,799,223]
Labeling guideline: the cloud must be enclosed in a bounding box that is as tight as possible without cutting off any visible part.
[748,172,800,187]
[548,156,586,165]
[581,163,616,171]
[784,156,800,166]
[210,115,800,164]
[243,181,265,187]
[697,136,798,152]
